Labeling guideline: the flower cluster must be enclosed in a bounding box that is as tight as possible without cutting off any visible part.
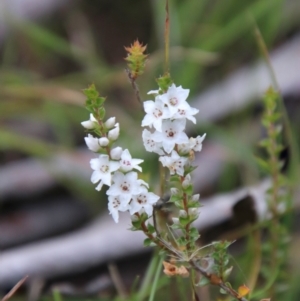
[142,84,206,175]
[141,83,206,249]
[81,85,159,223]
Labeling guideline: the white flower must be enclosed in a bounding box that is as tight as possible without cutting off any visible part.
[84,134,101,152]
[190,134,206,152]
[151,119,189,153]
[81,114,98,129]
[141,98,170,131]
[99,137,109,147]
[110,147,123,160]
[106,171,144,204]
[90,155,120,191]
[120,149,143,172]
[159,84,190,115]
[142,129,165,155]
[108,124,120,140]
[129,187,160,216]
[108,195,130,223]
[172,104,199,124]
[159,150,187,176]
[105,117,116,129]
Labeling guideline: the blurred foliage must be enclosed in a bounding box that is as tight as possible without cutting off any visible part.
[1,0,300,300]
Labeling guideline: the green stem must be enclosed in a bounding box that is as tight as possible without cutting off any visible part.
[164,0,170,73]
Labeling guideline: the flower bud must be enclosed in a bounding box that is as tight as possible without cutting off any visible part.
[108,125,120,140]
[105,117,116,129]
[81,114,97,129]
[188,208,199,218]
[84,134,101,152]
[170,187,179,195]
[172,217,179,224]
[179,210,187,218]
[191,194,200,202]
[182,174,192,189]
[99,137,109,147]
[131,214,139,222]
[110,147,123,160]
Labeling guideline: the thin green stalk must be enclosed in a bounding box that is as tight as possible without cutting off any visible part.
[164,0,170,73]
[148,256,164,301]
[247,229,262,293]
[250,13,300,184]
[136,252,161,301]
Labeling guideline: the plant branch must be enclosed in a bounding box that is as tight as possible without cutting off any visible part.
[190,260,248,301]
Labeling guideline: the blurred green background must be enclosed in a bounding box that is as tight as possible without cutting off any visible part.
[1,0,300,300]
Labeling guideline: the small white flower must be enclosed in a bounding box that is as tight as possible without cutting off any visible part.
[141,98,170,131]
[159,150,187,176]
[152,119,189,153]
[81,114,98,129]
[129,188,160,216]
[190,134,206,152]
[142,129,165,155]
[120,149,143,172]
[108,195,130,223]
[172,104,199,124]
[106,171,144,204]
[105,117,116,129]
[84,134,101,152]
[99,137,109,147]
[108,124,120,140]
[159,84,190,115]
[90,155,120,191]
[110,147,123,160]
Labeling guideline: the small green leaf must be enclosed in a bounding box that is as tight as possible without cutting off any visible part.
[96,97,106,107]
[83,84,98,98]
[143,238,152,247]
[147,223,156,234]
[156,73,173,92]
[98,107,106,120]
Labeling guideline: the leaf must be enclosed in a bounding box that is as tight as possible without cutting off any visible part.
[147,223,156,234]
[143,238,153,247]
[98,107,106,119]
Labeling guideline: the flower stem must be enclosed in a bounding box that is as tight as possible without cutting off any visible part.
[164,0,170,73]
